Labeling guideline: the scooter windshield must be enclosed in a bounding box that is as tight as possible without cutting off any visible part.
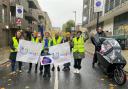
[100,38,121,54]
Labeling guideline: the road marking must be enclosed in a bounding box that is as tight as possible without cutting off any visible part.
[54,66,59,89]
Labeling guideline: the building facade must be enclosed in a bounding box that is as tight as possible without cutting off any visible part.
[82,0,128,36]
[0,0,52,48]
[0,0,10,48]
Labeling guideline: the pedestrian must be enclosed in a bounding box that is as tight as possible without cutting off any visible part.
[51,32,63,71]
[9,31,22,74]
[91,27,107,68]
[39,32,52,75]
[62,32,71,71]
[28,31,39,73]
[72,31,88,74]
[40,48,51,78]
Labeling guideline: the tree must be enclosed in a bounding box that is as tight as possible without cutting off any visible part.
[62,20,75,32]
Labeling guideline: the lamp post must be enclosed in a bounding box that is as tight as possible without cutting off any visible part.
[73,11,76,30]
[43,11,47,31]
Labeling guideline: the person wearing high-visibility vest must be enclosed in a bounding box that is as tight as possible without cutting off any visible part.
[72,31,88,74]
[51,33,63,71]
[9,31,22,74]
[62,32,71,71]
[28,31,39,73]
[39,32,52,77]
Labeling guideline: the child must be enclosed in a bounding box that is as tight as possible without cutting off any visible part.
[40,48,51,78]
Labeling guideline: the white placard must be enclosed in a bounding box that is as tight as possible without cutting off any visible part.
[49,42,73,65]
[16,40,42,64]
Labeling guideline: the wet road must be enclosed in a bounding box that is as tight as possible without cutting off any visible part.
[0,53,128,89]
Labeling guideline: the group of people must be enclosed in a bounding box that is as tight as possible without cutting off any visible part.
[9,26,106,78]
[9,29,89,78]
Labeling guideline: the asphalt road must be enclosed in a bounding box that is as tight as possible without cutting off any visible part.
[0,53,128,89]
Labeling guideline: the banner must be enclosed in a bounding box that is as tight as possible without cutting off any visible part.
[49,42,73,65]
[16,40,42,64]
[40,55,54,65]
[94,0,104,12]
[16,4,23,18]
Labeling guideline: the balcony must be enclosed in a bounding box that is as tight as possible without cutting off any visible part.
[10,0,29,12]
[25,8,38,22]
[28,0,40,9]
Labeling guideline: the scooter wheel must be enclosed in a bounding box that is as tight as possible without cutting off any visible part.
[113,68,126,86]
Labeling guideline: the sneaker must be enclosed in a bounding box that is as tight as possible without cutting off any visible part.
[35,70,37,73]
[43,74,46,78]
[57,66,60,71]
[27,70,31,73]
[19,70,22,73]
[74,69,77,73]
[40,71,43,75]
[10,71,16,75]
[76,69,80,74]
[52,67,55,71]
[48,74,51,77]
[62,67,66,71]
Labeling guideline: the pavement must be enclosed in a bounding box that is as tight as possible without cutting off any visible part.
[0,47,10,65]
[85,40,128,72]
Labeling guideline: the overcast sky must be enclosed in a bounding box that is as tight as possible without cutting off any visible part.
[38,0,83,28]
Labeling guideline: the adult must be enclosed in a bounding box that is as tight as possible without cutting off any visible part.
[28,31,39,73]
[72,31,89,74]
[91,27,107,68]
[51,33,63,71]
[9,31,22,74]
[62,32,71,71]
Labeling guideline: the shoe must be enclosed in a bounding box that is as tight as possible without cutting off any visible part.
[35,70,37,73]
[40,71,43,75]
[74,69,77,73]
[62,67,66,71]
[67,67,70,71]
[48,74,51,77]
[10,71,16,75]
[57,67,60,71]
[76,69,80,74]
[19,70,22,73]
[43,74,46,78]
[27,70,31,73]
[52,67,55,71]
[92,63,95,68]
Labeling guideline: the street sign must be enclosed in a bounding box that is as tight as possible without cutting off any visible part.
[94,0,104,12]
[16,18,22,26]
[16,4,23,18]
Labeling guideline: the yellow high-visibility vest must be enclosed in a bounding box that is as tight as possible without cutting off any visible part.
[73,37,85,52]
[11,37,19,52]
[31,37,39,43]
[53,37,62,45]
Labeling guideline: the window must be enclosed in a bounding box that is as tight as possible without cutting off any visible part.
[105,0,110,13]
[0,5,2,23]
[115,0,120,7]
[109,0,115,10]
[2,5,7,23]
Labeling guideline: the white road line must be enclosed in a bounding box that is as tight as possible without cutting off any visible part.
[54,66,59,89]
